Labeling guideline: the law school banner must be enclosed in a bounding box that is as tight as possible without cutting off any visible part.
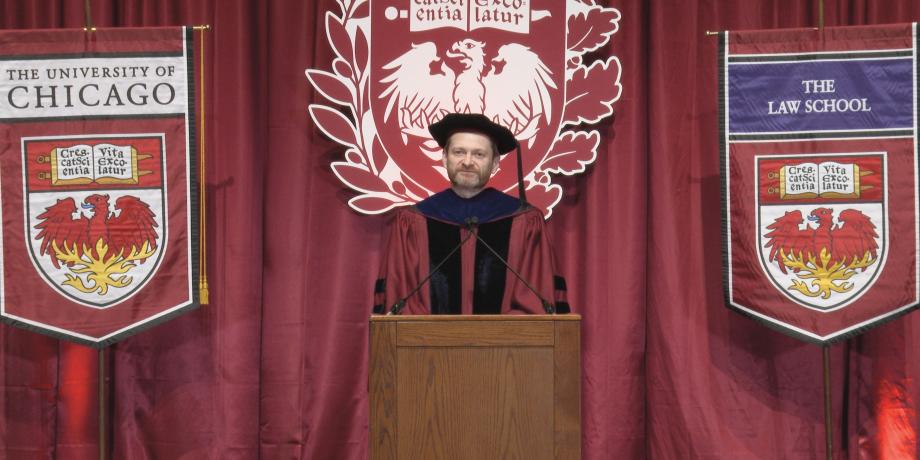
[0,27,199,347]
[720,24,919,344]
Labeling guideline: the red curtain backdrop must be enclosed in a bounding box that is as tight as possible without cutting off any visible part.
[1,1,919,458]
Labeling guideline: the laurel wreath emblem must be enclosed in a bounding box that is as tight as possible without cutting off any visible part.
[306,0,622,217]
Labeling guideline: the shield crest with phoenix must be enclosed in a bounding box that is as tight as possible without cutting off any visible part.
[756,153,886,311]
[306,0,622,216]
[23,134,166,308]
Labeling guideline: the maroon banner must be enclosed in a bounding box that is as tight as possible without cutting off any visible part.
[720,24,919,343]
[0,27,199,347]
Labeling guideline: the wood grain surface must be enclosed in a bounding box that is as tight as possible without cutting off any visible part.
[370,316,581,460]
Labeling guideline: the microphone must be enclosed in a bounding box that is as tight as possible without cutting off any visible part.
[386,219,477,315]
[465,217,556,314]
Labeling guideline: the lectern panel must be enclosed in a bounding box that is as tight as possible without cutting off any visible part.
[370,321,397,459]
[369,315,581,460]
[397,347,554,460]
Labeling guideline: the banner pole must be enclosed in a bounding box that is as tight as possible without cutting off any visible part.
[98,347,106,460]
[818,0,825,30]
[83,0,93,30]
[823,344,832,460]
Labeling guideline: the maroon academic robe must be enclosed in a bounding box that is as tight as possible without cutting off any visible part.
[373,204,569,315]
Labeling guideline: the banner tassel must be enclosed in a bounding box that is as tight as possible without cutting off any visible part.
[198,26,209,305]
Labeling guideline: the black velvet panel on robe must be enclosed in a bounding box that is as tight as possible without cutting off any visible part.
[473,218,512,314]
[426,217,512,314]
[426,219,462,314]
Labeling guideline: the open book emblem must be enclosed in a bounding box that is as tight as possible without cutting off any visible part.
[23,134,166,308]
[43,143,152,185]
[755,153,887,311]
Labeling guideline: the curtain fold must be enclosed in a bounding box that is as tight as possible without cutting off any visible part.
[0,0,918,458]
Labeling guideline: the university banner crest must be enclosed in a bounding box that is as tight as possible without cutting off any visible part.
[720,24,919,343]
[306,0,622,217]
[0,27,200,347]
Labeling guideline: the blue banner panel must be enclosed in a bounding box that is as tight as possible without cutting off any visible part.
[728,58,913,134]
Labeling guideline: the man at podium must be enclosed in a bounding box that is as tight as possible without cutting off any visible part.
[373,113,569,315]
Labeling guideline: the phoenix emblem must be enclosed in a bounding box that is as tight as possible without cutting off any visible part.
[33,194,158,295]
[379,39,555,148]
[763,207,879,299]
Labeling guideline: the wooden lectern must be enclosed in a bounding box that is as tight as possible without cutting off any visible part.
[369,314,581,460]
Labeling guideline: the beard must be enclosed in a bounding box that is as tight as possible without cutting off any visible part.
[447,165,490,191]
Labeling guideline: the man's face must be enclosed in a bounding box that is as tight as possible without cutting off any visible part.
[442,131,499,196]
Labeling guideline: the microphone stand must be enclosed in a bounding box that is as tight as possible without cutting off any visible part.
[387,217,557,315]
[466,217,556,314]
